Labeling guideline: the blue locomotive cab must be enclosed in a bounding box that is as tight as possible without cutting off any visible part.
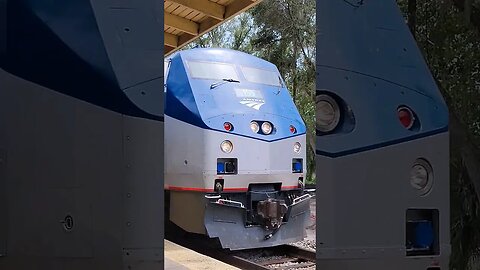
[164,48,311,250]
[165,48,306,141]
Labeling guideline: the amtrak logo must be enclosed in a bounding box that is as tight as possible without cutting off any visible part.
[240,99,265,110]
[235,88,265,110]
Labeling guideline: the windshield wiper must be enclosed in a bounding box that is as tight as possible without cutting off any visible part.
[210,78,240,89]
[275,76,284,95]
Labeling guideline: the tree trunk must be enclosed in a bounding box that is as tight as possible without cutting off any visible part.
[465,0,473,24]
[451,0,480,31]
[435,75,480,203]
[292,44,298,103]
[408,0,417,38]
[450,112,480,202]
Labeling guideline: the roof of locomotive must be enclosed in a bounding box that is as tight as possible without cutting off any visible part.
[167,48,278,70]
[165,48,307,141]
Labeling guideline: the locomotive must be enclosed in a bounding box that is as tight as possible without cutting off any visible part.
[315,0,450,269]
[164,48,312,250]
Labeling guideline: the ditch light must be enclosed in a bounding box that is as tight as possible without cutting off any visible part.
[217,158,237,174]
[292,158,303,173]
[406,209,439,257]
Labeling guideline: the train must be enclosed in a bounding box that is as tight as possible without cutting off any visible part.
[0,0,452,269]
[164,48,313,250]
[315,1,450,269]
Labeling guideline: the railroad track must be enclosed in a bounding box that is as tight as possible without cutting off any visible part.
[167,228,315,270]
[230,245,316,270]
[181,242,315,270]
[165,194,316,270]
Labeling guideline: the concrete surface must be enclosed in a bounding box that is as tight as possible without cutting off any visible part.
[164,240,240,270]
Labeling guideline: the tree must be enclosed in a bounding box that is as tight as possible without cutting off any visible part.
[249,0,316,183]
[186,13,256,53]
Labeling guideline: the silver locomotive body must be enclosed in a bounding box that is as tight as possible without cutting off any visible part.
[164,48,312,250]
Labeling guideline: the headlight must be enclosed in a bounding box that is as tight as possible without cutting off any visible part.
[261,122,272,134]
[250,121,260,133]
[316,94,341,133]
[220,140,233,153]
[293,142,301,153]
[410,159,433,195]
[410,165,428,189]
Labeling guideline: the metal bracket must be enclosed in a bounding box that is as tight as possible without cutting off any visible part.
[204,194,221,200]
[215,199,244,208]
[293,194,311,205]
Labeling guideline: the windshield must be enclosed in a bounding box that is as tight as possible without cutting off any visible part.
[241,66,282,87]
[186,61,239,81]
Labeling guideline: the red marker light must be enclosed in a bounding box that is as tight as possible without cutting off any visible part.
[289,125,296,133]
[224,122,233,131]
[398,107,415,129]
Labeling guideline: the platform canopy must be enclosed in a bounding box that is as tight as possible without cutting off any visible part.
[164,0,262,56]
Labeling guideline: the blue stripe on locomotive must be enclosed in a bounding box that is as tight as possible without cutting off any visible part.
[165,48,306,142]
[316,0,448,157]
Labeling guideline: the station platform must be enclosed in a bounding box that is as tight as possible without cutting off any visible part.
[164,240,240,270]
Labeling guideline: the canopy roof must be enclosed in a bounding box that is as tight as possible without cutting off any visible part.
[164,0,262,56]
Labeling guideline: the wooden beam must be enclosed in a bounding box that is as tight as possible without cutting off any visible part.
[198,18,222,34]
[224,0,257,18]
[164,0,265,56]
[176,32,197,47]
[164,12,199,35]
[179,0,259,51]
[167,0,225,20]
[170,18,220,55]
[164,32,178,48]
[165,46,175,55]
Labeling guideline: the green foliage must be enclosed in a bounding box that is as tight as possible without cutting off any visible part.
[186,0,316,183]
[450,159,480,270]
[186,13,257,53]
[250,0,316,183]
